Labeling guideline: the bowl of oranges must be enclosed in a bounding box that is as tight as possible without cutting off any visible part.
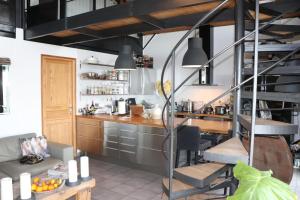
[31,176,65,193]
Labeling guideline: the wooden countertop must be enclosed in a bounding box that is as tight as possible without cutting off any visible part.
[77,114,232,135]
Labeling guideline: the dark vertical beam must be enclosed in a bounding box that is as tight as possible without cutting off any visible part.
[93,0,96,11]
[199,25,213,85]
[233,0,245,137]
[16,0,24,28]
[60,0,66,19]
[0,66,3,113]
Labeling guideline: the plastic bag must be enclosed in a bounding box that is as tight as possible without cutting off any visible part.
[227,161,297,200]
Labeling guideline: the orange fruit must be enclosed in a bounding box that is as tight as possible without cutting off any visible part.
[50,179,55,185]
[42,185,48,191]
[53,183,58,188]
[33,177,40,184]
[48,185,54,191]
[31,184,37,191]
[42,181,47,186]
[36,186,43,192]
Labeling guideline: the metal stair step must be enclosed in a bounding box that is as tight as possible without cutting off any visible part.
[242,91,300,103]
[243,64,300,75]
[204,138,249,164]
[238,114,298,135]
[162,177,226,200]
[173,163,228,188]
[245,43,300,52]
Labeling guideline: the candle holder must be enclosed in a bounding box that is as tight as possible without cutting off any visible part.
[66,176,82,187]
[80,176,92,182]
[16,193,36,200]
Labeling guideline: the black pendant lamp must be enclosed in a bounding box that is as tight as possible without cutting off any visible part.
[114,45,136,70]
[182,37,208,68]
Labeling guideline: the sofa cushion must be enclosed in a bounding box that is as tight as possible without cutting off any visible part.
[0,157,62,181]
[0,133,36,162]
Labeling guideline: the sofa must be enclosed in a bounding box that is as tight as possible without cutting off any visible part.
[0,133,73,181]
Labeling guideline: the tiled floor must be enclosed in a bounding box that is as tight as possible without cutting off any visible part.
[89,159,162,200]
[89,158,300,200]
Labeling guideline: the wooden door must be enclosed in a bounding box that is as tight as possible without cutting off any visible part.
[42,55,76,147]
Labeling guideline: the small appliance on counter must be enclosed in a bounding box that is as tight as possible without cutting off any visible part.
[182,99,194,113]
[203,105,214,114]
[214,105,226,115]
[117,98,127,115]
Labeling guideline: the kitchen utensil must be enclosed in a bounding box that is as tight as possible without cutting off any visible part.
[203,105,214,114]
[182,100,194,112]
[214,106,226,115]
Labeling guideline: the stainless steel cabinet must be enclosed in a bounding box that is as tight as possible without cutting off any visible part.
[103,121,138,162]
[103,121,168,172]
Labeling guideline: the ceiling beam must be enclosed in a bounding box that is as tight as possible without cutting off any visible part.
[137,15,165,29]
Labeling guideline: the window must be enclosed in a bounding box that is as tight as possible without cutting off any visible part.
[0,58,10,114]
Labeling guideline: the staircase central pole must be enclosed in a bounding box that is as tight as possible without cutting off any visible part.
[233,0,245,137]
[249,0,260,166]
[168,51,176,199]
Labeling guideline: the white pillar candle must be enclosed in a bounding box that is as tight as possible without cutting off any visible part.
[68,160,78,183]
[20,173,31,199]
[80,156,89,178]
[1,177,13,200]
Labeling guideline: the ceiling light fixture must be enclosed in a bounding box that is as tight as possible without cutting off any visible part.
[114,45,136,70]
[182,37,208,68]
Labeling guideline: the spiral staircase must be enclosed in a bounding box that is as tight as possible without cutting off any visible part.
[160,0,300,199]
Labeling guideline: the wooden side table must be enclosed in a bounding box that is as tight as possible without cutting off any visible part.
[36,178,96,200]
[13,178,96,200]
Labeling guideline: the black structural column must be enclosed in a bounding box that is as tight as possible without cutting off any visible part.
[0,66,3,113]
[233,0,245,137]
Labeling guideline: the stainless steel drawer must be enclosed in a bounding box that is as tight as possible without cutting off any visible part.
[119,136,137,145]
[140,126,165,136]
[119,129,137,138]
[103,147,119,158]
[105,141,118,149]
[119,143,137,153]
[140,133,165,151]
[120,150,136,162]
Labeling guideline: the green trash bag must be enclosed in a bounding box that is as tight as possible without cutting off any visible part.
[227,161,297,200]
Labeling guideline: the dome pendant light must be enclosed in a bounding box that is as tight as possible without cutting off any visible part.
[114,45,137,70]
[182,37,208,68]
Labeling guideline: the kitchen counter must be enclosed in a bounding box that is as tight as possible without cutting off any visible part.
[77,114,232,134]
[76,114,232,174]
[175,112,232,121]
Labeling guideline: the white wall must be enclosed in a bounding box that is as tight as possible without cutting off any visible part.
[0,29,118,138]
[143,25,235,106]
[0,25,235,138]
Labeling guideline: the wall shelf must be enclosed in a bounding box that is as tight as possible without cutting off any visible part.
[80,62,115,68]
[80,78,128,82]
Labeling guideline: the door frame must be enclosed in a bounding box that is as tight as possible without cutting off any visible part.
[41,54,77,148]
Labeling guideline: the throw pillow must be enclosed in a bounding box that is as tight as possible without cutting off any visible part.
[20,136,50,158]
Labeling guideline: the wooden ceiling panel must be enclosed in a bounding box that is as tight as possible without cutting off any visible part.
[52,30,79,37]
[149,0,235,20]
[87,17,142,31]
